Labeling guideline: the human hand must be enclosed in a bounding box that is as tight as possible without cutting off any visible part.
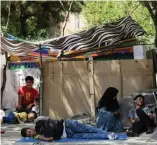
[148,113,154,120]
[131,119,136,124]
[46,137,53,142]
[19,121,24,124]
[114,111,120,118]
[136,105,140,110]
[17,105,22,109]
[19,93,24,97]
[27,104,33,109]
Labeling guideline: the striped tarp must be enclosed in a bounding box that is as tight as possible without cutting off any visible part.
[1,35,38,56]
[1,16,145,59]
[43,16,145,52]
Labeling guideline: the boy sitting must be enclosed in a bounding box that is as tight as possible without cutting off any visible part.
[127,95,155,137]
[17,76,39,112]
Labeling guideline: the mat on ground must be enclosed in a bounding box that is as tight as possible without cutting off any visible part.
[16,134,127,142]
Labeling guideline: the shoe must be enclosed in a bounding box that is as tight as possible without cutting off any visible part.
[107,132,117,140]
[126,131,139,137]
[146,127,153,134]
[0,130,5,134]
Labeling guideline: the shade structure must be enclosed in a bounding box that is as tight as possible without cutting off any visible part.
[1,16,145,61]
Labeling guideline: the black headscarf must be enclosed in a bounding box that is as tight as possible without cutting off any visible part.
[96,87,119,112]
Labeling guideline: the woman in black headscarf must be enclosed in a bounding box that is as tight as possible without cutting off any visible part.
[96,87,122,132]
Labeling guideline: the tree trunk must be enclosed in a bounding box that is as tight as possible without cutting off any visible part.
[20,4,27,37]
[140,1,157,47]
[155,25,157,48]
[153,14,157,48]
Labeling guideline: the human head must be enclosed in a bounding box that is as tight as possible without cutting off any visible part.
[134,95,144,107]
[21,128,36,137]
[25,76,34,88]
[34,98,39,106]
[103,87,119,101]
[27,111,37,121]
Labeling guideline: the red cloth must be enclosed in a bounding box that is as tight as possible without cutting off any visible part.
[18,86,39,106]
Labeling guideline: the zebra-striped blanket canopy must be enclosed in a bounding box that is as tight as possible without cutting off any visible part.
[1,16,145,60]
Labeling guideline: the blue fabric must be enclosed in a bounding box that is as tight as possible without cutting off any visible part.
[16,119,127,143]
[96,107,122,132]
[65,120,108,139]
[16,133,127,143]
[3,110,17,124]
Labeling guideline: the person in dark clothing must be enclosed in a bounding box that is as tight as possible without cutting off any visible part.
[96,87,122,132]
[127,95,155,137]
[21,119,119,142]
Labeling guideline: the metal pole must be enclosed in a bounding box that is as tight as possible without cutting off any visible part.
[39,44,43,116]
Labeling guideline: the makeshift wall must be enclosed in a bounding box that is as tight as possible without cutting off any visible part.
[2,67,40,111]
[43,59,153,119]
[43,61,91,119]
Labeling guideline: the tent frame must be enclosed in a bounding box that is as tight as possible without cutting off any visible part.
[39,44,44,115]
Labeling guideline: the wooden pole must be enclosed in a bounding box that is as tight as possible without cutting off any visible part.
[119,60,123,97]
[39,44,44,116]
[89,56,95,117]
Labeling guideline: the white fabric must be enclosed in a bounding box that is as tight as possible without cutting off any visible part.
[32,106,39,116]
[62,122,67,138]
[2,68,40,111]
[0,54,6,106]
[0,110,5,120]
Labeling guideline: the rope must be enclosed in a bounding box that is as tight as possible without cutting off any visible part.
[130,3,140,15]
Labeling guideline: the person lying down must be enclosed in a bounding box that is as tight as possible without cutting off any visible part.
[0,109,37,124]
[21,118,119,142]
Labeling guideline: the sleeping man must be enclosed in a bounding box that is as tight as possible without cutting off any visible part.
[21,118,119,141]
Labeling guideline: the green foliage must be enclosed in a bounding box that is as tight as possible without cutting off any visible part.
[82,1,155,44]
[1,1,84,41]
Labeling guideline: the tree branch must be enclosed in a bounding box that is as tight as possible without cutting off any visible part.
[62,1,74,36]
[59,0,66,11]
[5,1,11,31]
[149,1,157,16]
[140,1,157,25]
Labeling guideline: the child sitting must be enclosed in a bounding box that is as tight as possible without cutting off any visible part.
[127,95,155,137]
[2,110,37,124]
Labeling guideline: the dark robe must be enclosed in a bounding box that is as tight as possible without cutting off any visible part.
[96,87,119,113]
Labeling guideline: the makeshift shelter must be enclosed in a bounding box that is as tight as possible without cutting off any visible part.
[1,16,145,61]
[0,16,147,114]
